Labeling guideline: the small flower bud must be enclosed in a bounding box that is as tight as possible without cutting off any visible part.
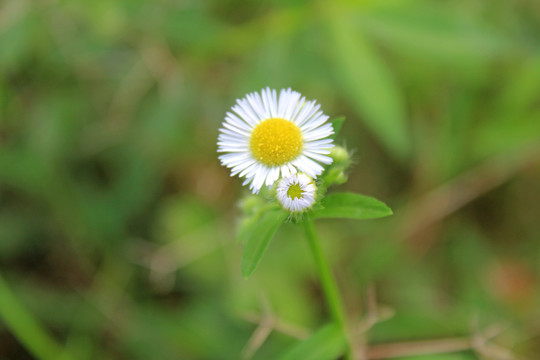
[329,146,351,165]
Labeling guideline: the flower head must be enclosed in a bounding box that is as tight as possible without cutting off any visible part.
[218,87,334,193]
[276,173,317,212]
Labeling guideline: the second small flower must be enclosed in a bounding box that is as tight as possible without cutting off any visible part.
[276,173,317,212]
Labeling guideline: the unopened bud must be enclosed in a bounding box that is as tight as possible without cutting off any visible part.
[330,146,351,165]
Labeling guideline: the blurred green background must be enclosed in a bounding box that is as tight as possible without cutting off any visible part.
[1,0,539,359]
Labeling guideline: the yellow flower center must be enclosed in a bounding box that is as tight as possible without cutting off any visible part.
[250,118,303,166]
[287,183,304,200]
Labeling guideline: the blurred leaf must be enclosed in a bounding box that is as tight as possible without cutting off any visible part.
[0,274,66,360]
[241,208,288,278]
[313,192,392,220]
[277,323,346,360]
[358,3,509,66]
[325,4,411,162]
[329,116,345,139]
[474,56,540,158]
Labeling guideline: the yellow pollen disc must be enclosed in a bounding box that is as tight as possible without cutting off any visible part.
[250,118,303,166]
[287,183,304,200]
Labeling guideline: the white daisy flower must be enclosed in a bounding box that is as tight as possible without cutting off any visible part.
[276,173,317,212]
[218,87,334,193]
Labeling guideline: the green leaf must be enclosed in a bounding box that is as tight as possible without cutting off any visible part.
[357,4,508,67]
[277,323,346,360]
[240,208,288,278]
[326,4,411,163]
[329,117,345,139]
[313,193,392,220]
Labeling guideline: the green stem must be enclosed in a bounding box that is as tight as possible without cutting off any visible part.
[304,218,352,359]
[0,274,72,360]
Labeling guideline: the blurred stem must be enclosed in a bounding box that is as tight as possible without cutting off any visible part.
[304,218,352,359]
[0,274,73,360]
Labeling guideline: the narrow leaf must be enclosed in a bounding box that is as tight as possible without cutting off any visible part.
[326,4,411,162]
[277,323,346,360]
[241,209,287,277]
[313,192,392,220]
[358,4,508,66]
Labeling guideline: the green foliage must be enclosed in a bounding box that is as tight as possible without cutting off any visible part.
[358,2,509,66]
[0,0,539,358]
[313,193,393,220]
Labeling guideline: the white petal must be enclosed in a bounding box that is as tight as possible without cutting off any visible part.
[304,151,333,164]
